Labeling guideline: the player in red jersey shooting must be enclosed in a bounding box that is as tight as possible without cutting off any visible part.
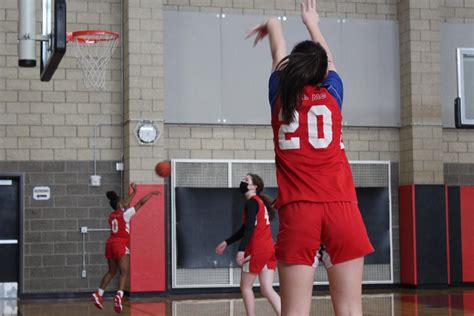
[247,1,374,315]
[91,184,160,313]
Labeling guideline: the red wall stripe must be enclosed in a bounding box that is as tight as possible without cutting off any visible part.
[129,184,166,292]
[463,292,474,314]
[131,302,167,315]
[460,186,474,283]
[445,185,451,284]
[401,294,418,315]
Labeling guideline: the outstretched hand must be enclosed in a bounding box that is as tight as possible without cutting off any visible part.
[215,241,227,255]
[301,0,320,27]
[245,22,269,47]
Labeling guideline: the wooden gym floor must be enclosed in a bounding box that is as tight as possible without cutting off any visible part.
[2,287,473,315]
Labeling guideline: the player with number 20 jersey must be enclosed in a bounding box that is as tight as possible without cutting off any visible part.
[249,4,373,314]
[271,71,357,207]
[269,70,374,268]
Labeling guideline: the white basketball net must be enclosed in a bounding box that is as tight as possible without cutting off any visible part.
[71,32,119,90]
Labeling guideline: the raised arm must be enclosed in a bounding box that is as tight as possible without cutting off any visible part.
[301,0,336,71]
[132,191,160,212]
[123,182,137,208]
[246,17,287,71]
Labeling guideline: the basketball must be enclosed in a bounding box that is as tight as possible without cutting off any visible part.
[155,161,171,177]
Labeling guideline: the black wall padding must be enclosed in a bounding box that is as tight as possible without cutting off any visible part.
[0,178,19,239]
[176,187,390,268]
[415,185,448,285]
[448,186,462,284]
[356,188,391,264]
[175,188,277,269]
[0,178,19,282]
[0,245,18,282]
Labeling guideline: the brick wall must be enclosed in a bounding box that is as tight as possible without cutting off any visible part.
[444,129,474,185]
[398,0,444,184]
[0,161,120,294]
[0,0,122,162]
[441,0,474,22]
[164,125,400,162]
[163,0,398,20]
[441,0,474,183]
[123,0,165,184]
[0,0,123,294]
[443,129,474,164]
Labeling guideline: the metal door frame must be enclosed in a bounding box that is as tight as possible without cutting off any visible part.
[0,173,24,297]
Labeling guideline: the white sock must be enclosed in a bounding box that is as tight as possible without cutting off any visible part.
[117,290,124,298]
[98,288,104,296]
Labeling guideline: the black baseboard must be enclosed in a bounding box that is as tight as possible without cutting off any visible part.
[447,282,474,287]
[400,284,449,290]
[19,290,119,300]
[126,291,168,299]
[165,287,243,297]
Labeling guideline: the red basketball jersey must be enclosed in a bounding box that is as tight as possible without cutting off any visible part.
[108,207,136,241]
[242,195,274,255]
[271,85,357,208]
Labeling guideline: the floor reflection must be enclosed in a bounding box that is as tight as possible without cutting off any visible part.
[7,288,474,316]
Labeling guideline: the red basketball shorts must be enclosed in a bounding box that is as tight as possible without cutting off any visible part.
[105,240,130,260]
[242,251,277,273]
[275,201,374,267]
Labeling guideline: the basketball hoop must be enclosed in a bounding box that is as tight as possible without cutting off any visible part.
[67,30,119,90]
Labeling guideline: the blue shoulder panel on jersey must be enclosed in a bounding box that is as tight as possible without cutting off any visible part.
[321,71,344,110]
[268,71,281,110]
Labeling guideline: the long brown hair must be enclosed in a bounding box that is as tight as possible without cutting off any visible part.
[248,173,276,221]
[276,40,328,123]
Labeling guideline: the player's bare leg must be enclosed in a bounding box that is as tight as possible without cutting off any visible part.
[240,271,259,316]
[327,257,364,316]
[278,262,314,316]
[99,258,119,290]
[92,259,118,309]
[114,255,130,313]
[258,268,281,315]
[117,254,130,291]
